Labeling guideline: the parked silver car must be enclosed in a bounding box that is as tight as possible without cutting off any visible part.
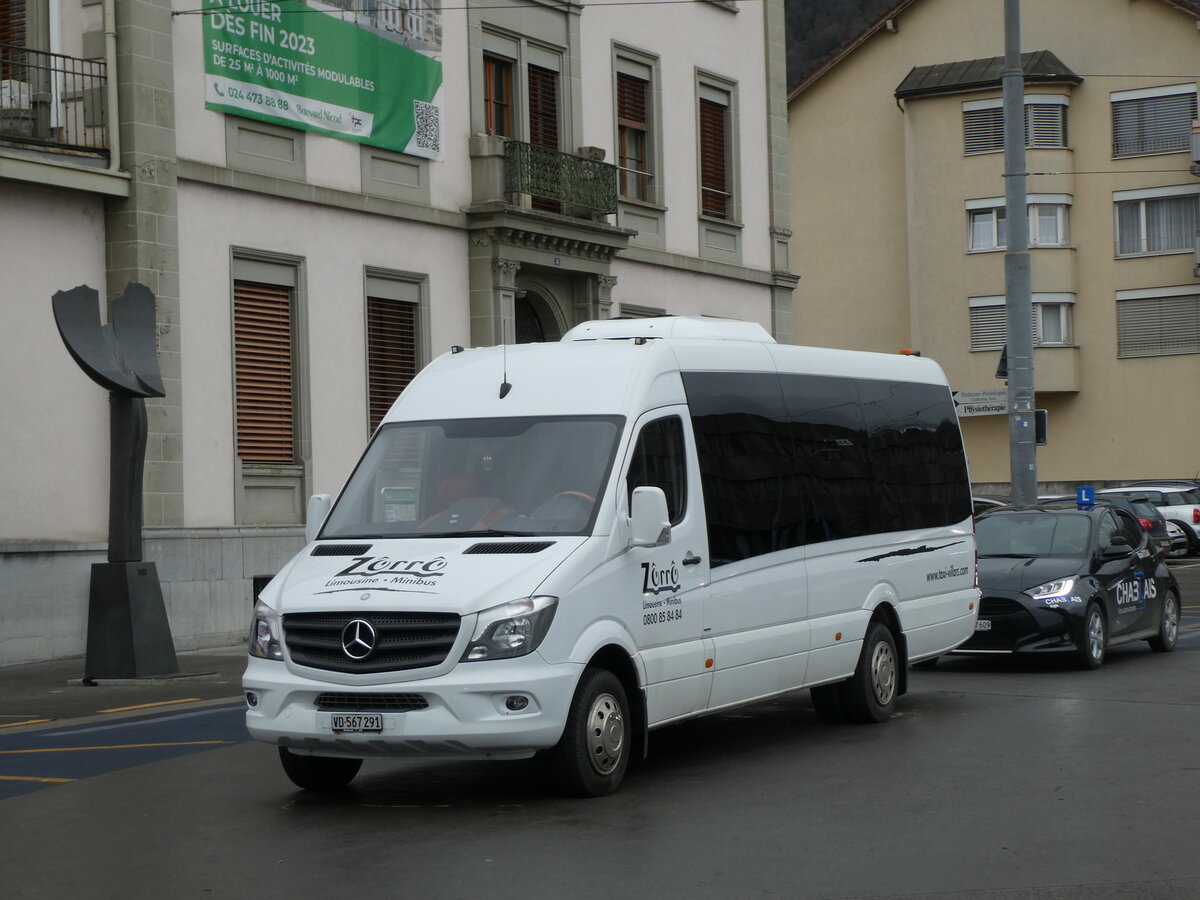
[1099,485,1200,556]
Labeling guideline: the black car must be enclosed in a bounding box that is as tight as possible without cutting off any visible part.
[1040,495,1171,559]
[960,505,1181,668]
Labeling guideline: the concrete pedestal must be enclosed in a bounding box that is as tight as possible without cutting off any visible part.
[85,561,179,679]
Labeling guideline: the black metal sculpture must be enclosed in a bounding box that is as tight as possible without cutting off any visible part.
[52,283,179,679]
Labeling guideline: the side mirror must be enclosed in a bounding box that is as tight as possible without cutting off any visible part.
[630,486,671,548]
[305,494,332,545]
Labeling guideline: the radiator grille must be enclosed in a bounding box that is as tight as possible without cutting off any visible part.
[464,541,554,554]
[283,611,460,674]
[315,692,429,712]
[310,544,373,556]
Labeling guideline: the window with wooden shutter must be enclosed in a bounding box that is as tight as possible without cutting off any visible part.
[1118,293,1200,358]
[1026,103,1067,148]
[527,64,559,150]
[483,53,513,138]
[699,97,728,219]
[1113,91,1198,157]
[617,72,650,201]
[234,280,295,464]
[963,106,1004,154]
[0,0,27,79]
[367,297,417,432]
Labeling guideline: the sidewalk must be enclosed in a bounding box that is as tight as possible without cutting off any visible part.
[0,644,248,733]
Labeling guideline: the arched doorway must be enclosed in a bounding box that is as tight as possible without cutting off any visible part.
[514,289,562,343]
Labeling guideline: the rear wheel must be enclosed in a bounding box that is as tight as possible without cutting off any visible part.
[278,748,362,790]
[1149,588,1180,652]
[841,621,899,724]
[1078,603,1107,670]
[551,668,630,797]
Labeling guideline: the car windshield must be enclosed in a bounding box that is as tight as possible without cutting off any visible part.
[976,512,1091,558]
[321,416,625,539]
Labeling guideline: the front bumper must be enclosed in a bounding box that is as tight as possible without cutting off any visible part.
[243,655,582,760]
[955,589,1086,655]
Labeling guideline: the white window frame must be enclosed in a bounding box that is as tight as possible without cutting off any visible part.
[1116,285,1200,358]
[963,95,1069,155]
[969,293,1075,351]
[966,194,1071,252]
[1110,83,1199,158]
[1113,184,1200,258]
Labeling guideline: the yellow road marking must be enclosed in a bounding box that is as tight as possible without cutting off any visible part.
[0,741,231,755]
[0,719,52,729]
[98,698,202,714]
[0,775,76,784]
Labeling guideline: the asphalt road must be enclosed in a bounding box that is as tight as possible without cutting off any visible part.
[3,565,1200,899]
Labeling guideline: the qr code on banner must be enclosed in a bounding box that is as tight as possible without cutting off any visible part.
[413,99,440,153]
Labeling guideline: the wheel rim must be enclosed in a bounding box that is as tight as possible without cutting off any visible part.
[870,639,897,706]
[1087,609,1105,662]
[585,691,625,776]
[1163,593,1180,644]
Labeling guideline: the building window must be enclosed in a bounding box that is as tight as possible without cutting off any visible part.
[967,195,1070,251]
[527,63,559,150]
[483,53,513,137]
[234,279,296,464]
[366,298,417,433]
[969,294,1074,351]
[698,84,733,219]
[1117,288,1200,358]
[617,71,651,202]
[963,96,1069,154]
[1111,85,1198,158]
[1114,186,1199,257]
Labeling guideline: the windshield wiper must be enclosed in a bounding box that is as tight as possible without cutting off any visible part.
[425,529,539,538]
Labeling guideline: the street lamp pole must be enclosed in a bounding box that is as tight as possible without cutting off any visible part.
[1003,0,1038,504]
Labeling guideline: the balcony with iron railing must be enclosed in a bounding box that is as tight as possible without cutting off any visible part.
[469,136,619,221]
[0,43,108,157]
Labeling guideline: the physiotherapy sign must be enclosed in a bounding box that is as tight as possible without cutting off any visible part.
[202,0,443,159]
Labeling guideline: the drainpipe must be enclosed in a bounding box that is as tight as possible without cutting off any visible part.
[104,0,121,173]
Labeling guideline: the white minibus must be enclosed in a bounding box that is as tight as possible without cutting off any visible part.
[243,317,979,795]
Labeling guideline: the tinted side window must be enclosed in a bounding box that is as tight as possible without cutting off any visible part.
[683,372,790,566]
[626,416,687,525]
[779,374,875,542]
[857,379,972,531]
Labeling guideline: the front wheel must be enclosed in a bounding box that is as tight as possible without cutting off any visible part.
[1149,588,1180,652]
[278,748,363,790]
[842,621,899,724]
[1078,603,1107,670]
[550,668,630,797]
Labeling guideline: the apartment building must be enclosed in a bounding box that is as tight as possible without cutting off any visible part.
[0,0,795,664]
[787,0,1200,493]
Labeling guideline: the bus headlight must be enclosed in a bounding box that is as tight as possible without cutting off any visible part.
[249,600,284,660]
[463,596,558,661]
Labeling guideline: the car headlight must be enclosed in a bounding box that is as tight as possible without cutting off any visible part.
[462,596,557,661]
[249,600,284,660]
[1025,578,1077,601]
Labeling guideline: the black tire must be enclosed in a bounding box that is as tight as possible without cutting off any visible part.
[842,621,899,724]
[278,748,363,790]
[550,668,630,797]
[1078,602,1107,670]
[810,682,849,724]
[1149,588,1180,653]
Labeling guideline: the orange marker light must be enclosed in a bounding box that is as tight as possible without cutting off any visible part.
[969,602,975,611]
[835,632,842,641]
[705,658,714,669]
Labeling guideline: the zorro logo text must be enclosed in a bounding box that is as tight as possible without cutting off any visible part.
[334,556,447,578]
[641,561,681,595]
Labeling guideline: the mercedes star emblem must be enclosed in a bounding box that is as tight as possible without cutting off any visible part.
[341,618,377,660]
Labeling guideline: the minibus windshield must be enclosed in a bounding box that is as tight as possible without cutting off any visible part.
[320,416,625,539]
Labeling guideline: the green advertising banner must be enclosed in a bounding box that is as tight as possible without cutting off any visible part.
[202,0,443,159]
